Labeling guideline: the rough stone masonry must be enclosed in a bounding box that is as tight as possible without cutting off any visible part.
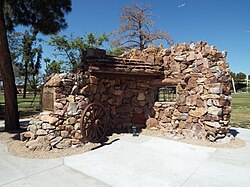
[21,41,232,150]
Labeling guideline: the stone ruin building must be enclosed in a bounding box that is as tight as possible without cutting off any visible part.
[21,41,232,150]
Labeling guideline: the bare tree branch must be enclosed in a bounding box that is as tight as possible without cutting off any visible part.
[112,2,172,50]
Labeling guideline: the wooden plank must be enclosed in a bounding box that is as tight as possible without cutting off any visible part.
[151,78,180,86]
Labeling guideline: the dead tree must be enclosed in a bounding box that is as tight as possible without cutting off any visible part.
[112,3,173,51]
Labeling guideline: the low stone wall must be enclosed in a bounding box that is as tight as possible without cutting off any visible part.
[21,73,89,150]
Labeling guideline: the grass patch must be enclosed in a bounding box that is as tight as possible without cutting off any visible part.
[0,94,4,104]
[231,93,250,128]
[0,93,40,119]
[17,94,40,109]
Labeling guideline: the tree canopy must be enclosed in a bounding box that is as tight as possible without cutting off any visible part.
[49,33,109,69]
[7,31,22,63]
[232,72,249,92]
[4,0,71,34]
[45,59,63,76]
[0,0,72,131]
[112,3,173,50]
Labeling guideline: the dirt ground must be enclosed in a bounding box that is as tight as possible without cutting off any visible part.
[0,130,124,159]
[0,128,246,160]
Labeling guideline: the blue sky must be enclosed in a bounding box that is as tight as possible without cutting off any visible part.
[24,0,250,75]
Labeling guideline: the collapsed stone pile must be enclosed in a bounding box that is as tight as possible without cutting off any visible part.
[21,41,232,150]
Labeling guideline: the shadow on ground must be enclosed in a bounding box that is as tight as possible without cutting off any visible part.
[91,138,120,151]
[230,128,240,137]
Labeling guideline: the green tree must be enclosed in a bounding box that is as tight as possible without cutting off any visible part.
[45,58,63,76]
[7,31,22,63]
[107,47,125,56]
[0,0,71,131]
[22,29,40,98]
[232,72,247,92]
[49,33,109,69]
[112,3,173,51]
[235,72,246,81]
[7,31,23,83]
[29,45,43,87]
[27,45,43,107]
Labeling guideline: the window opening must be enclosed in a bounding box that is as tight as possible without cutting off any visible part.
[158,86,176,102]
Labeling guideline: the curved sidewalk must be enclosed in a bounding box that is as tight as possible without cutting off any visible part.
[1,127,250,187]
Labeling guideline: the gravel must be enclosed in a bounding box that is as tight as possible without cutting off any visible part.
[0,131,124,159]
[141,129,246,149]
[0,129,245,160]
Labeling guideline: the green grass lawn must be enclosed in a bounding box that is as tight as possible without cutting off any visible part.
[231,93,250,128]
[0,94,4,104]
[17,94,40,109]
[0,93,40,119]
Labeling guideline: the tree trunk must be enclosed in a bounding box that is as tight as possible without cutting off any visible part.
[0,3,20,131]
[138,22,144,51]
[23,29,38,99]
[23,60,28,98]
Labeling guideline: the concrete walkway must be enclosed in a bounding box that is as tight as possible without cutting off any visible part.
[0,119,30,129]
[0,141,110,187]
[1,127,250,187]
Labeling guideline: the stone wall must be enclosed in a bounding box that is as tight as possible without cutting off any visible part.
[22,73,89,150]
[92,76,157,130]
[124,42,231,141]
[21,72,158,150]
[21,41,232,150]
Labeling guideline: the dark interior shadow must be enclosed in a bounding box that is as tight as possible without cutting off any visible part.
[19,110,40,118]
[230,128,239,137]
[0,104,4,120]
[91,138,120,151]
[109,124,145,135]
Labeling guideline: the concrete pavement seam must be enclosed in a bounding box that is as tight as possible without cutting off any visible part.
[0,164,64,187]
[63,158,111,186]
[0,176,25,187]
[179,148,217,187]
